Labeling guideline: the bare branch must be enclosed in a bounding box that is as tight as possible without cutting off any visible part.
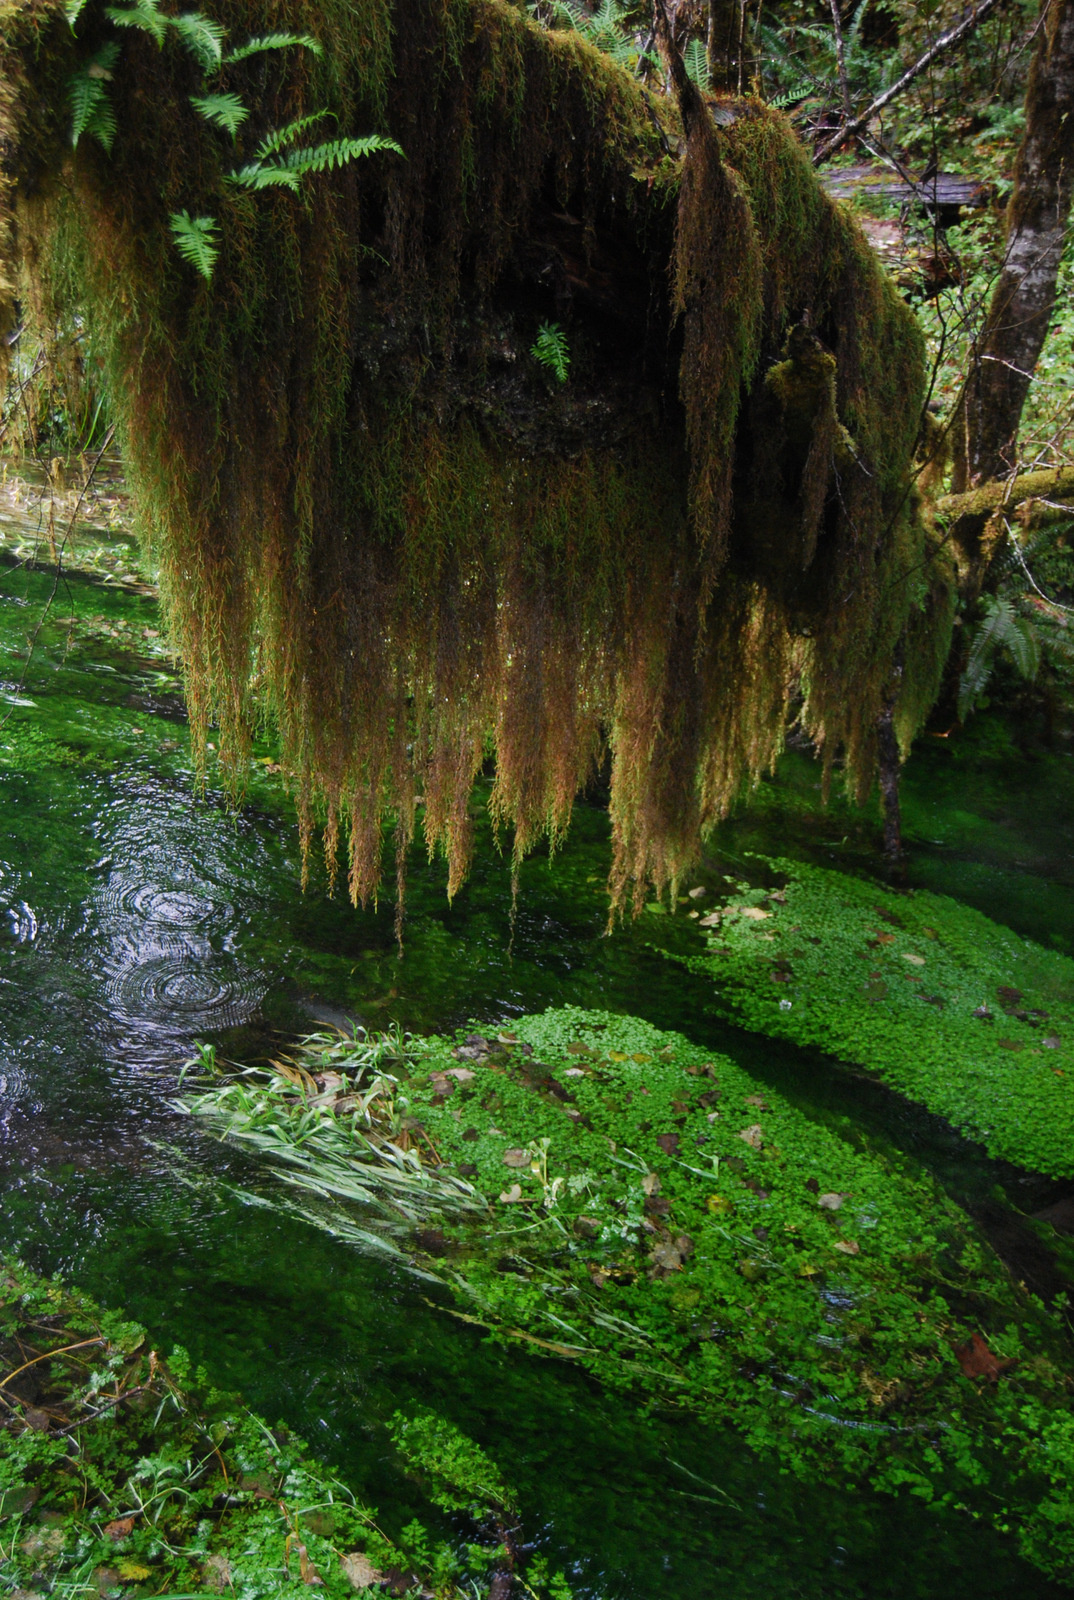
[813,0,1003,165]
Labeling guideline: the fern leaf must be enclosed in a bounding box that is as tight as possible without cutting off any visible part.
[104,0,168,45]
[223,32,322,65]
[255,110,332,160]
[69,45,119,148]
[84,95,118,152]
[1007,615,1041,681]
[278,134,403,175]
[228,161,303,191]
[171,11,226,71]
[531,321,570,384]
[683,38,710,91]
[190,92,248,135]
[65,0,91,28]
[169,210,219,279]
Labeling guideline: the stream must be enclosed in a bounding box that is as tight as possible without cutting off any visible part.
[0,465,1072,1597]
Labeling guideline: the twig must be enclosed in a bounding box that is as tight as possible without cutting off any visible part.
[813,0,1003,164]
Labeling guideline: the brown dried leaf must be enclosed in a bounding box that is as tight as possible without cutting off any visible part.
[103,1518,135,1540]
[954,1332,1016,1382]
[833,1239,859,1255]
[498,1184,525,1203]
[656,1132,680,1155]
[817,1192,848,1211]
[341,1553,383,1591]
[738,1124,763,1150]
[642,1172,661,1196]
[502,1148,529,1167]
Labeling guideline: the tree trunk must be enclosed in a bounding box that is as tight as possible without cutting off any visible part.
[707,0,741,91]
[951,0,1074,590]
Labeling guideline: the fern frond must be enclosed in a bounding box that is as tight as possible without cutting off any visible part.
[255,110,332,160]
[65,0,91,28]
[190,92,248,136]
[683,38,710,91]
[277,134,403,175]
[69,44,120,148]
[104,0,168,45]
[168,210,219,279]
[1007,613,1041,680]
[84,95,118,152]
[171,11,225,71]
[228,162,303,191]
[222,31,322,65]
[531,321,570,384]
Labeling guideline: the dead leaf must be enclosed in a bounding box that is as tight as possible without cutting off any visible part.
[103,1518,135,1540]
[632,1052,652,1063]
[738,1124,763,1150]
[648,1239,685,1276]
[1044,1036,1062,1049]
[444,1067,475,1083]
[563,1066,586,1077]
[687,886,706,899]
[998,1039,1025,1052]
[698,912,722,927]
[953,1332,1016,1382]
[997,986,1023,1012]
[744,1094,767,1108]
[656,1132,680,1155]
[818,1192,848,1211]
[737,906,770,921]
[502,1148,529,1167]
[21,1409,50,1432]
[341,1553,383,1591]
[202,1554,231,1592]
[642,1172,661,1196]
[901,952,926,966]
[498,1184,525,1203]
[706,1193,734,1215]
[833,1239,859,1255]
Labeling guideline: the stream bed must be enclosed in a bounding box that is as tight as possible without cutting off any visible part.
[0,468,1072,1597]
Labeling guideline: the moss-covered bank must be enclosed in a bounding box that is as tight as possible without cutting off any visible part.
[664,856,1074,1176]
[0,1260,573,1600]
[0,0,952,916]
[183,1008,1074,1586]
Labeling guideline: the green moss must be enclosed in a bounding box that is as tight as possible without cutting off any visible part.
[0,1259,571,1600]
[669,857,1074,1176]
[184,1008,1074,1584]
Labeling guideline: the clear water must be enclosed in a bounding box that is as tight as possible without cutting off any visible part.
[0,480,1071,1598]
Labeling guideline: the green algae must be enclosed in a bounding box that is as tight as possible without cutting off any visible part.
[666,858,1074,1177]
[183,1007,1074,1586]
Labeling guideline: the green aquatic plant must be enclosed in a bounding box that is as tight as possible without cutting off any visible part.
[0,1260,583,1600]
[666,857,1074,1175]
[181,1008,1074,1584]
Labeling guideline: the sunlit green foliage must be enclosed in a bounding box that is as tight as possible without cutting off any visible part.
[671,856,1074,1175]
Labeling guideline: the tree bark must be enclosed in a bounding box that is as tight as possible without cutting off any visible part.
[944,0,1074,598]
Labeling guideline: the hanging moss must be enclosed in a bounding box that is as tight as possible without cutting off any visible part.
[0,0,953,916]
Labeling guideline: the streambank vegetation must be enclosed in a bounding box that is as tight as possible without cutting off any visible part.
[180,1003,1074,1585]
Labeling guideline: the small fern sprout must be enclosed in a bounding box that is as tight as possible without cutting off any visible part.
[531,321,570,384]
[168,211,220,280]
